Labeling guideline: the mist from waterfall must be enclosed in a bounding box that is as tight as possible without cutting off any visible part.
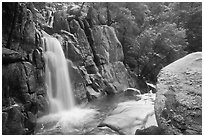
[44,35,75,113]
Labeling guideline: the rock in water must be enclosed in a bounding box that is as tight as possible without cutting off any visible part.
[99,94,157,135]
[124,88,141,96]
[155,52,202,135]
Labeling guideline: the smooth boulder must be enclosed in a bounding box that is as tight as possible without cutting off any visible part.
[99,94,157,134]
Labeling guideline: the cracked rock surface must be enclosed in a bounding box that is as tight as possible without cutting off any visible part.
[155,52,202,135]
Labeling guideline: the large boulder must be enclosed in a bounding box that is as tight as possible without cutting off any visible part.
[99,93,157,135]
[155,52,202,135]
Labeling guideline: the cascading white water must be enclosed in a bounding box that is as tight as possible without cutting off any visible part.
[37,32,98,134]
[44,35,75,113]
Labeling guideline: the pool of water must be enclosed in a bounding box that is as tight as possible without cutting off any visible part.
[35,92,141,135]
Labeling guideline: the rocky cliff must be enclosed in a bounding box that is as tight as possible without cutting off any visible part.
[2,3,48,134]
[2,2,137,134]
[49,7,137,103]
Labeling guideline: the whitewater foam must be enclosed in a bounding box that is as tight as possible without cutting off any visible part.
[37,107,99,133]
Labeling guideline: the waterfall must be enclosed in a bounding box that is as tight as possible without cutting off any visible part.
[43,34,75,113]
[37,32,98,134]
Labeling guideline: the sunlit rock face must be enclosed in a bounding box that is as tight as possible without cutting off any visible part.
[99,93,157,135]
[155,52,202,135]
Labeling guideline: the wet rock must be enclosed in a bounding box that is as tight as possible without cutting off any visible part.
[147,83,157,93]
[52,33,65,45]
[59,31,83,65]
[124,88,141,96]
[29,99,39,115]
[37,95,49,113]
[155,52,202,135]
[99,97,157,135]
[85,126,119,135]
[24,111,37,133]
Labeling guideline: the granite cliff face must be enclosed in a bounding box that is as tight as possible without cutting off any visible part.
[2,3,48,134]
[50,9,137,103]
[2,2,137,134]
